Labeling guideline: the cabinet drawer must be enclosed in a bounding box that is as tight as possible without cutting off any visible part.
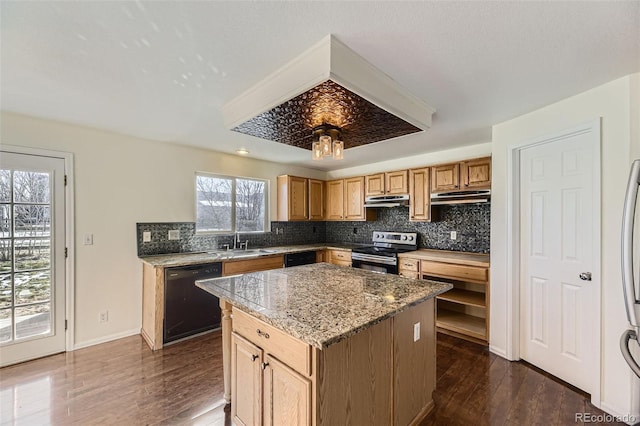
[223,255,284,276]
[421,261,488,283]
[398,258,419,272]
[399,270,420,280]
[330,250,352,262]
[233,308,311,376]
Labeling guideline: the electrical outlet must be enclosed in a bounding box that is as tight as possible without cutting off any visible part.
[413,322,421,342]
[83,233,93,245]
[143,231,151,242]
[168,230,180,240]
[99,311,109,323]
[450,231,457,240]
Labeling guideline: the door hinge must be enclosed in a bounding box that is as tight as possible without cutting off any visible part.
[64,175,67,186]
[65,320,68,331]
[65,247,68,258]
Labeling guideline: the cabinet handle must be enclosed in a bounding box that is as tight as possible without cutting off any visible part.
[261,362,269,370]
[256,329,270,339]
[251,354,258,362]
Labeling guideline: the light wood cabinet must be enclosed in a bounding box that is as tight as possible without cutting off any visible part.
[277,175,324,221]
[365,170,408,196]
[325,179,344,220]
[326,178,376,221]
[232,309,312,426]
[398,251,490,345]
[223,255,284,276]
[461,157,491,190]
[409,167,431,222]
[344,176,366,220]
[327,249,351,267]
[231,334,262,426]
[228,298,436,425]
[308,179,324,221]
[431,156,491,193]
[277,175,308,221]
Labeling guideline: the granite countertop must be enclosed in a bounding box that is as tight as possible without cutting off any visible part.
[139,243,368,267]
[196,263,452,350]
[398,249,490,267]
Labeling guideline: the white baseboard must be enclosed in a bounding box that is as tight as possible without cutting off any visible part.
[72,328,140,350]
[598,402,640,425]
[489,345,508,359]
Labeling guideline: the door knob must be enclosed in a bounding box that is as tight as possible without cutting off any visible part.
[579,272,592,281]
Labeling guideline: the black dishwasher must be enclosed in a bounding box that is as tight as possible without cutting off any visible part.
[284,251,317,267]
[164,263,222,344]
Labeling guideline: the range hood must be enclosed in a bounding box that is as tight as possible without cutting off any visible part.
[431,190,491,205]
[364,194,410,208]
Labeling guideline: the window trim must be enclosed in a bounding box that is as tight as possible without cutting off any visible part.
[194,172,270,235]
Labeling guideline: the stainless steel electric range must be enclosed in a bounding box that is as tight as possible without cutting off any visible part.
[351,231,418,274]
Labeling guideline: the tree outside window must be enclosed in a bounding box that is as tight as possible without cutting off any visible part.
[196,173,268,233]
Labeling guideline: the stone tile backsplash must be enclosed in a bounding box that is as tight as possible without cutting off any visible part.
[137,221,326,256]
[137,203,489,256]
[324,204,490,253]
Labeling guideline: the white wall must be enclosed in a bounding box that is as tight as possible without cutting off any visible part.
[0,112,325,348]
[490,73,640,418]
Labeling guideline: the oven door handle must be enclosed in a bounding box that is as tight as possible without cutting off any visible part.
[351,253,397,266]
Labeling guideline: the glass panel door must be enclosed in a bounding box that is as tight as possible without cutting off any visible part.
[0,152,65,366]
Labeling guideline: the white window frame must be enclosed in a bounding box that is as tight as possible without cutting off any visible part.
[195,172,269,234]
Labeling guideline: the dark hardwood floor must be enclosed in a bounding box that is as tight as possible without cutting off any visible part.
[0,331,621,425]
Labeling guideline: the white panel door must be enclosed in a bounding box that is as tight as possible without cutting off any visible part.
[519,133,596,393]
[0,152,66,366]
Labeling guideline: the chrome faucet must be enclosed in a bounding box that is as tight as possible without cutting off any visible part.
[233,231,240,249]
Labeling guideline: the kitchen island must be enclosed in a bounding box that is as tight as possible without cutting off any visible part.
[196,263,452,426]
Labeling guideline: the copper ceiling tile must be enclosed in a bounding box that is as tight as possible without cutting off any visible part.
[231,80,422,150]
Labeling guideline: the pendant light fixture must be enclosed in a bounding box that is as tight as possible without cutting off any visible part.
[312,124,344,160]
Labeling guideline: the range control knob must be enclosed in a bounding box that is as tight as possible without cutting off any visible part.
[408,235,414,241]
[401,235,408,241]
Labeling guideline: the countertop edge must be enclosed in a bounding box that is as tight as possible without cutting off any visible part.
[398,249,490,267]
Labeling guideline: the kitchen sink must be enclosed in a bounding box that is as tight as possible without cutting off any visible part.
[208,248,278,255]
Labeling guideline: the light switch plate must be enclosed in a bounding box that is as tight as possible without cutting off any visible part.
[83,233,93,245]
[168,230,180,240]
[413,322,420,342]
[143,231,151,242]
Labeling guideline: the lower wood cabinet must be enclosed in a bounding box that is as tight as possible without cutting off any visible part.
[399,251,490,345]
[229,300,436,425]
[327,249,351,267]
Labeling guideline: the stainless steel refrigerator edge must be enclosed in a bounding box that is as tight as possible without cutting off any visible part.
[621,159,640,378]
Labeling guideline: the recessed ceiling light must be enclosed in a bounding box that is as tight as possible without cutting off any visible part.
[236,148,249,155]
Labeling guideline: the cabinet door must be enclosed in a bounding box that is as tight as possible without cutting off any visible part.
[365,173,385,196]
[232,333,262,426]
[344,176,365,220]
[409,168,431,221]
[431,163,459,193]
[308,179,324,220]
[461,157,491,189]
[385,170,408,194]
[277,175,308,221]
[263,354,311,426]
[325,180,344,220]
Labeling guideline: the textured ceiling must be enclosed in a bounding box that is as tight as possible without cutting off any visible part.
[1,1,639,171]
[231,80,422,150]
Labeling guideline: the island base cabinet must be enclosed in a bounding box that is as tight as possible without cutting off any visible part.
[232,334,262,426]
[263,355,311,426]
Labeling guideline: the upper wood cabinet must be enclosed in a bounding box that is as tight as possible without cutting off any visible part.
[365,170,408,196]
[344,177,366,220]
[277,175,324,221]
[325,177,376,221]
[409,167,431,222]
[308,179,324,221]
[461,157,491,190]
[277,175,308,221]
[325,179,344,220]
[431,157,491,193]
